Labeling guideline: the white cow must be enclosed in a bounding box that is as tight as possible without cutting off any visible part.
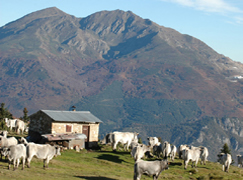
[178,144,188,158]
[199,146,209,165]
[0,136,18,147]
[26,143,61,168]
[182,147,201,169]
[170,145,177,161]
[237,155,243,168]
[218,153,232,172]
[131,144,151,161]
[147,137,159,147]
[134,159,169,180]
[15,119,25,134]
[111,132,139,151]
[1,144,26,170]
[162,141,171,159]
[4,118,17,131]
[0,136,18,160]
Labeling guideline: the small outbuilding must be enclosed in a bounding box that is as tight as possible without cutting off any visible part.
[28,110,103,148]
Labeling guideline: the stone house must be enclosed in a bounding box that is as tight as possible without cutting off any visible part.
[28,110,102,148]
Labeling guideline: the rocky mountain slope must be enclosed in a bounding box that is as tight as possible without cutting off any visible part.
[1,7,243,161]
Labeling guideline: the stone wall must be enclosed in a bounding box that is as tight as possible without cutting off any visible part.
[29,111,52,135]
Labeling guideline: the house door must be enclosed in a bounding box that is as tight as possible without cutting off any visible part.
[82,126,90,148]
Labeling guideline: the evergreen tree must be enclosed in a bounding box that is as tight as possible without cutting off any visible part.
[23,107,30,122]
[218,143,234,164]
[220,143,231,154]
[0,102,13,130]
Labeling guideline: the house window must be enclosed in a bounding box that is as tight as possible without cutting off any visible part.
[66,125,72,132]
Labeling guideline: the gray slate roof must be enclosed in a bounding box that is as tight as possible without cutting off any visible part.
[41,110,102,123]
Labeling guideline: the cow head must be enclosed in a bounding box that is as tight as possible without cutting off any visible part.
[55,146,61,157]
[1,147,10,157]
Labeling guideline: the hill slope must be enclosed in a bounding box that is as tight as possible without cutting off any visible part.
[0,147,242,180]
[1,7,243,161]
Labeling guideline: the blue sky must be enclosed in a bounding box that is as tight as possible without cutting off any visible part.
[0,0,242,63]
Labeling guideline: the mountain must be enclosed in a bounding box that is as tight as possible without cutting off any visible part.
[1,7,243,161]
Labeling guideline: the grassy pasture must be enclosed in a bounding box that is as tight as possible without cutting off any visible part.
[0,145,243,180]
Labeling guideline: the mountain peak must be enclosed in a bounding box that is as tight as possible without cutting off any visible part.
[3,7,67,27]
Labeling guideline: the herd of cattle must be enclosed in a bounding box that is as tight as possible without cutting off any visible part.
[0,124,242,179]
[101,131,242,180]
[4,118,29,134]
[0,118,61,171]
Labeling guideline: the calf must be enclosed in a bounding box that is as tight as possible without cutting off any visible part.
[1,144,26,170]
[237,155,243,168]
[26,143,61,168]
[218,153,232,172]
[134,159,169,180]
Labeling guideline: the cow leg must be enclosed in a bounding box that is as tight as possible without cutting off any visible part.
[222,165,225,171]
[22,157,25,170]
[113,142,118,151]
[43,159,46,169]
[8,159,11,170]
[184,160,188,169]
[27,156,32,168]
[16,158,20,169]
[13,159,17,171]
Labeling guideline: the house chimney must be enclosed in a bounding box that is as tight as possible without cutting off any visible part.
[71,106,76,111]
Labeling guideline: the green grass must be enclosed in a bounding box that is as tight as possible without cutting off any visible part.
[0,144,243,180]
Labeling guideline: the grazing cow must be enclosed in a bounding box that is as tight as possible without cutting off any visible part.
[153,143,162,158]
[100,133,113,145]
[162,141,171,159]
[182,148,201,169]
[110,132,139,151]
[218,153,232,172]
[4,118,17,131]
[26,143,61,168]
[199,146,209,165]
[170,145,177,161]
[1,144,26,170]
[237,155,243,168]
[134,159,169,180]
[148,137,159,147]
[131,144,151,161]
[15,119,25,134]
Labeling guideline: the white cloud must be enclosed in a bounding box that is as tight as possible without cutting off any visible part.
[234,16,243,24]
[164,0,242,14]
